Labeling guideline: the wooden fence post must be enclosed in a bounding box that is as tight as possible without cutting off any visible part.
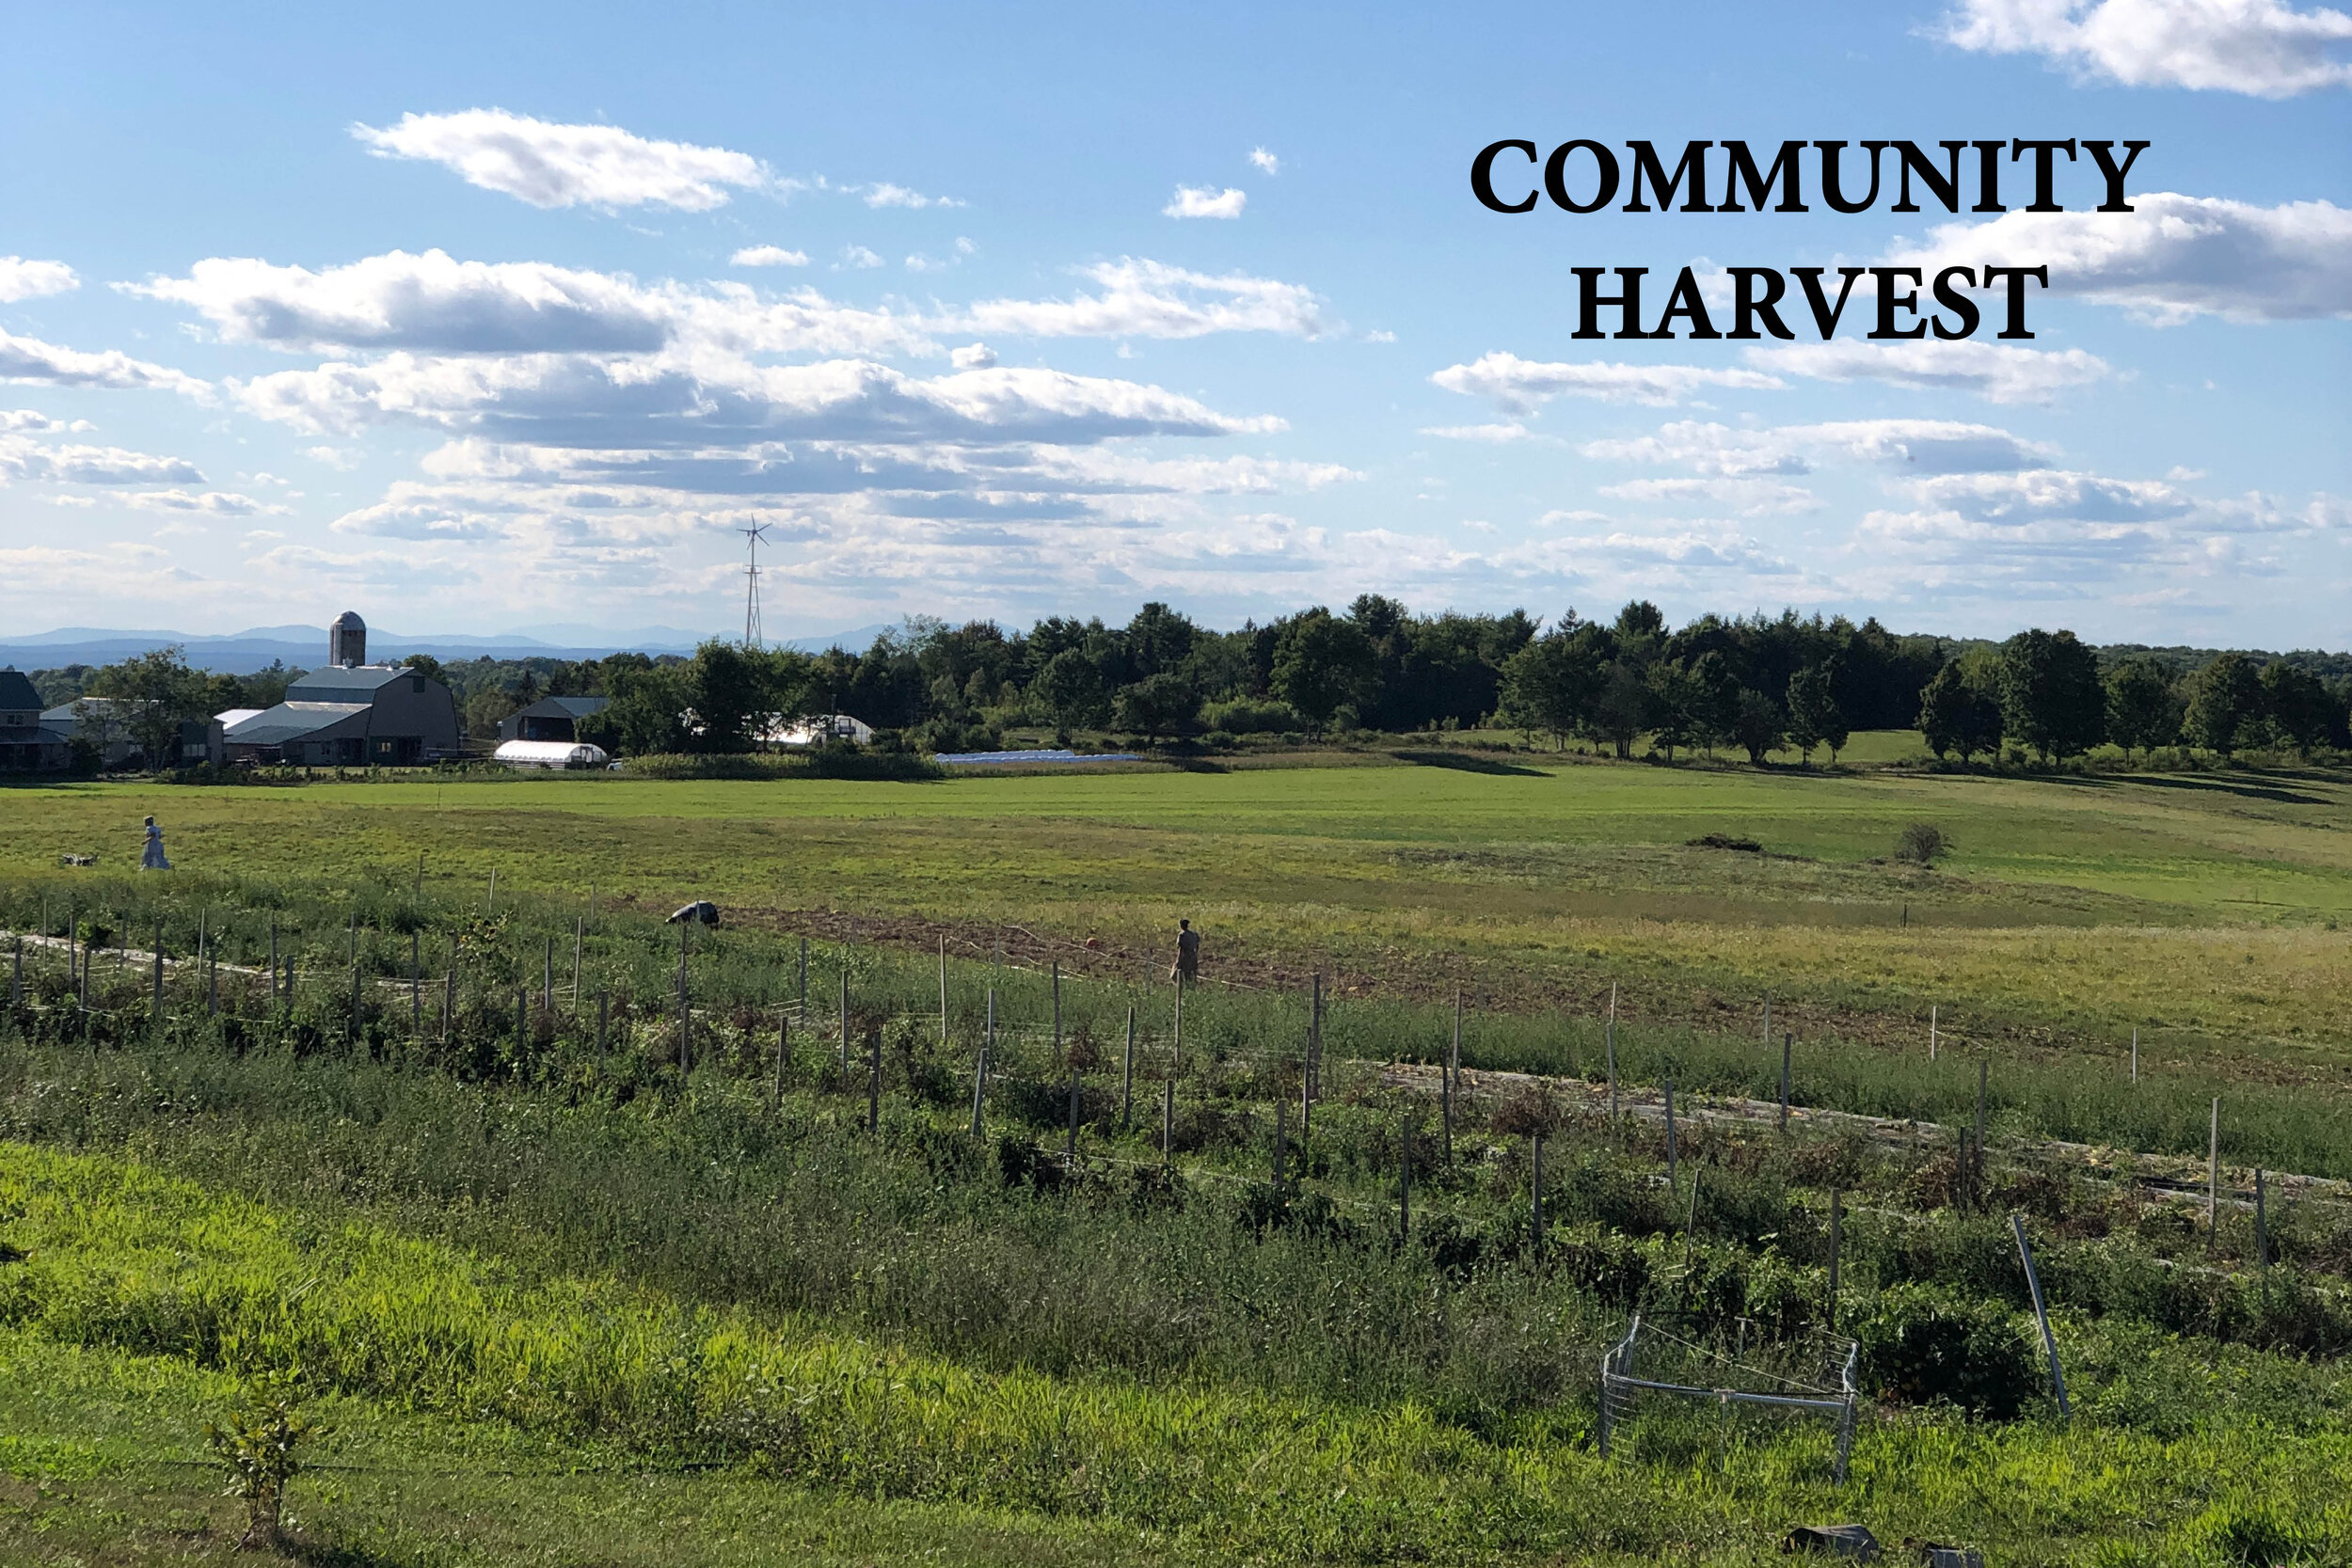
[1310,971,1324,1100]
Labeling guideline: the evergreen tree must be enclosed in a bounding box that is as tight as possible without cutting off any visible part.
[1731,688,1784,766]
[1917,661,2003,762]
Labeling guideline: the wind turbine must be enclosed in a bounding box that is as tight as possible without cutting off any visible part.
[739,520,772,648]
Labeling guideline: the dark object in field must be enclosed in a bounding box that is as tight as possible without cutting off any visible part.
[1689,832,1763,852]
[0,1240,26,1264]
[666,901,721,927]
[1893,823,1948,865]
[1782,1523,1879,1559]
[1903,1543,1984,1568]
[59,853,96,867]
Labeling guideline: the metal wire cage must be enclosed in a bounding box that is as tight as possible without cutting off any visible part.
[1597,1312,1862,1483]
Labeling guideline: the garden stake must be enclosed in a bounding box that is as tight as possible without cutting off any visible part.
[2131,1028,2138,1084]
[770,1011,784,1106]
[939,933,948,1044]
[2208,1098,2221,1253]
[1778,1033,1791,1131]
[1398,1115,1411,1246]
[2256,1167,2268,1271]
[1448,987,1462,1164]
[972,990,993,1138]
[1310,971,1324,1099]
[1532,1132,1545,1257]
[2013,1214,2069,1419]
[1121,1004,1136,1128]
[1827,1188,1842,1330]
[1930,1003,1937,1060]
[1606,986,1621,1127]
[1664,1077,1677,1193]
[1172,969,1184,1071]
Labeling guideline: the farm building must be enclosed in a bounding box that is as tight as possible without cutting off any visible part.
[765,713,875,747]
[0,670,72,771]
[497,695,609,744]
[219,611,460,766]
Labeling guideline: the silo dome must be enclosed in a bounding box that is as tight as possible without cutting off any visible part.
[328,610,367,668]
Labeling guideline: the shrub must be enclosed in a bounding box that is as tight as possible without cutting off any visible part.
[1893,822,1948,864]
[1200,697,1302,736]
[203,1376,321,1550]
[1854,1284,2042,1419]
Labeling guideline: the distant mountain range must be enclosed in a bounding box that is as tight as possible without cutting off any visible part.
[0,622,899,673]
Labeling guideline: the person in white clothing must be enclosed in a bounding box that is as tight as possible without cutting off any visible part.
[140,816,172,871]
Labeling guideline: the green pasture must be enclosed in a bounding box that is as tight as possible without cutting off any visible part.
[5,744,2347,1069]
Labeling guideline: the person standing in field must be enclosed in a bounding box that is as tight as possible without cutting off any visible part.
[139,816,172,871]
[1171,918,1200,984]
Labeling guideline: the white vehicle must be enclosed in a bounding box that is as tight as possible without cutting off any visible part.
[494,739,611,770]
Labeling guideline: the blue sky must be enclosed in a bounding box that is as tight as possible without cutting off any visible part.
[2,0,2346,648]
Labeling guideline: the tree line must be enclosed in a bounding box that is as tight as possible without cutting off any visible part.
[11,598,2350,767]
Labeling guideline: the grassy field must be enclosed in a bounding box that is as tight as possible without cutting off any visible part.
[6,742,2348,1074]
[4,746,2349,1563]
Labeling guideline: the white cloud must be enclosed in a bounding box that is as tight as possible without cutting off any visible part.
[128,250,673,354]
[306,445,363,469]
[0,409,63,433]
[1941,0,2352,96]
[841,245,884,269]
[235,352,1282,445]
[1581,418,2058,476]
[1751,341,2112,403]
[0,258,78,303]
[352,109,768,210]
[960,259,1324,340]
[1248,148,1280,175]
[1882,194,2352,323]
[0,436,205,484]
[1421,421,1535,442]
[133,249,934,359]
[864,182,961,209]
[1597,476,1819,515]
[1164,185,1248,219]
[1428,352,1784,412]
[949,342,997,369]
[0,331,210,398]
[122,488,282,515]
[731,245,809,267]
[1899,467,2199,521]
